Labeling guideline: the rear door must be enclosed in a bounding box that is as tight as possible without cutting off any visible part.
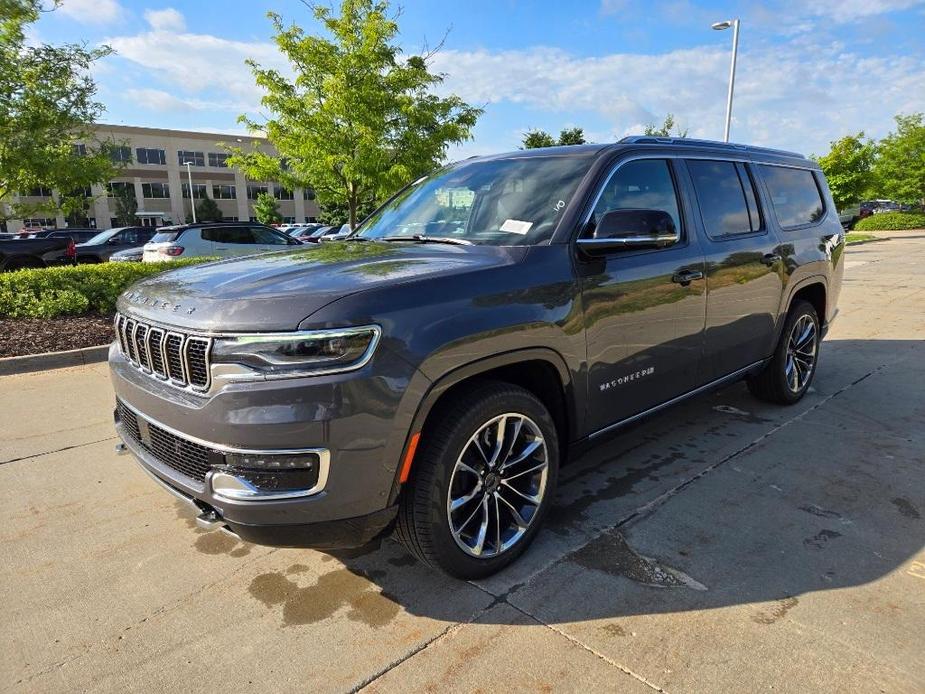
[682,159,785,381]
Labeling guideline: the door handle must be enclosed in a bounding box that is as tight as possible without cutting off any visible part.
[671,269,704,286]
[762,253,781,266]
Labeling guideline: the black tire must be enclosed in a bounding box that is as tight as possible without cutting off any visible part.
[396,380,559,579]
[747,300,820,405]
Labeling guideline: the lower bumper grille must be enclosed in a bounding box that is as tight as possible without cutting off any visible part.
[117,400,219,482]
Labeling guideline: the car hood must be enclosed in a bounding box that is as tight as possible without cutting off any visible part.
[116,241,526,331]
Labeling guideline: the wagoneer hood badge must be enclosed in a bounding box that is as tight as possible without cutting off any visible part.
[125,291,196,315]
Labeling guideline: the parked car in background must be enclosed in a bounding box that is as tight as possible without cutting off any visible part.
[109,247,144,262]
[0,236,76,271]
[142,222,302,262]
[318,224,352,242]
[76,227,156,263]
[112,136,844,578]
[289,224,326,241]
[25,228,99,242]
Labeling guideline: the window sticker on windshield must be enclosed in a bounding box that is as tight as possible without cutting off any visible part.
[500,219,533,234]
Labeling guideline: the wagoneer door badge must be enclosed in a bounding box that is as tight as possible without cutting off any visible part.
[600,366,656,392]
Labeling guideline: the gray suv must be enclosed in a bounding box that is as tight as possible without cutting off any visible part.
[110,137,844,578]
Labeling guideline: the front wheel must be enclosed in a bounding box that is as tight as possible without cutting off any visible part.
[396,381,559,579]
[747,300,820,404]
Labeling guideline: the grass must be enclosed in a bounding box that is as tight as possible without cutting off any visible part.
[846,233,877,245]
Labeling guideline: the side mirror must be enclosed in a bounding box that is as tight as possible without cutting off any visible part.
[577,209,679,254]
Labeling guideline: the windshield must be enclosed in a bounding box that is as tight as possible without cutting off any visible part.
[356,154,593,246]
[150,230,181,243]
[84,228,120,245]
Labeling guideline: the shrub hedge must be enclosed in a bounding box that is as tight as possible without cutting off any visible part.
[0,258,213,319]
[853,212,925,231]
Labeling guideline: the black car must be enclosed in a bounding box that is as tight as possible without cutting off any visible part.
[27,228,99,243]
[111,136,844,578]
[76,227,156,263]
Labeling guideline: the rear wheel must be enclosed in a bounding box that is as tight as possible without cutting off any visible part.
[747,300,820,404]
[396,381,559,579]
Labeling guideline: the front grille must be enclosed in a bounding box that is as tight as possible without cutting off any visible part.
[117,400,216,482]
[115,313,212,391]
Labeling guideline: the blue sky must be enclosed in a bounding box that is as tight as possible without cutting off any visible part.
[32,0,925,159]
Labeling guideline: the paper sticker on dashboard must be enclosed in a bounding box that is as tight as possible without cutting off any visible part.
[500,219,533,234]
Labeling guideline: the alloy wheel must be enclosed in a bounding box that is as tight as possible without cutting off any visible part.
[446,413,549,558]
[785,314,817,393]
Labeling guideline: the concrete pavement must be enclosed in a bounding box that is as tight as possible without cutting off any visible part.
[2,236,923,692]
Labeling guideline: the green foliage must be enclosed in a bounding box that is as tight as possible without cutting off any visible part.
[644,114,688,137]
[521,127,587,149]
[816,133,876,210]
[0,258,215,318]
[113,185,138,226]
[853,212,925,231]
[195,197,222,222]
[225,0,481,229]
[0,0,121,221]
[873,113,925,205]
[253,192,282,224]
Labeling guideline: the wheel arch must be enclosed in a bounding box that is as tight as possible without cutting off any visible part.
[387,348,576,504]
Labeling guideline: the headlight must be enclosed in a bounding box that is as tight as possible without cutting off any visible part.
[212,325,381,377]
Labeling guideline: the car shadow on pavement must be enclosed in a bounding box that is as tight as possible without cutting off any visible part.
[247,338,925,629]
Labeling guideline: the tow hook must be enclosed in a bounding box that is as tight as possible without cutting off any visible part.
[195,509,224,531]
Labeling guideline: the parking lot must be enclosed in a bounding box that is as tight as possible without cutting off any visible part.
[2,235,923,693]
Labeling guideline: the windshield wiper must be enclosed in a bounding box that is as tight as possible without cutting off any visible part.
[380,234,473,246]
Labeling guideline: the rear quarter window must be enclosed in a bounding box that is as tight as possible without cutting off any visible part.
[759,165,826,229]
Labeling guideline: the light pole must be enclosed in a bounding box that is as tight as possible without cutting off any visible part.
[183,161,197,223]
[712,18,740,143]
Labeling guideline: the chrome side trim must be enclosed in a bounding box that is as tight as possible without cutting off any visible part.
[588,359,768,440]
[210,468,331,501]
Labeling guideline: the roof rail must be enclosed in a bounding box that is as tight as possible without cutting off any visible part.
[618,135,805,159]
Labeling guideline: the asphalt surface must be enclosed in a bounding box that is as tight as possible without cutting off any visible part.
[2,235,924,693]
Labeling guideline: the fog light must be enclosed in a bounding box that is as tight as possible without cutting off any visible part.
[211,451,325,500]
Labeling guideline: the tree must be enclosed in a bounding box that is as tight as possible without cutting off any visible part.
[816,133,876,210]
[226,0,481,229]
[195,197,222,222]
[873,113,925,205]
[253,192,283,224]
[521,127,586,149]
[0,0,120,222]
[644,113,688,137]
[113,185,137,226]
[557,127,586,146]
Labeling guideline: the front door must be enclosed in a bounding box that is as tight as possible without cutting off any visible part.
[579,158,707,433]
[682,159,785,381]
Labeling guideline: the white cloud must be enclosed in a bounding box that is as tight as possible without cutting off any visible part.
[143,8,186,32]
[431,41,925,155]
[58,0,123,25]
[801,0,925,23]
[123,88,252,113]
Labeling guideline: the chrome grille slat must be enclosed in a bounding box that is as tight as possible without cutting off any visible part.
[115,313,212,392]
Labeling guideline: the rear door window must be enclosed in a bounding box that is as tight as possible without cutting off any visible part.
[150,231,180,243]
[250,226,291,245]
[686,160,762,238]
[202,226,256,244]
[758,165,825,229]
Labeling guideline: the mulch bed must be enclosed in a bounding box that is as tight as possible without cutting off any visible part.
[0,314,114,358]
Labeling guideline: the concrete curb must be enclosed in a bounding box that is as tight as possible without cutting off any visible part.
[0,344,110,376]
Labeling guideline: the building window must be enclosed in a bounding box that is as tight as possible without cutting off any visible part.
[274,185,294,200]
[141,182,170,199]
[305,216,317,223]
[23,218,56,227]
[212,184,236,200]
[72,143,87,157]
[208,152,229,167]
[177,150,205,167]
[110,217,119,227]
[109,146,132,164]
[66,186,92,198]
[303,187,316,200]
[136,148,167,165]
[246,184,269,200]
[221,216,239,222]
[25,186,52,197]
[248,216,259,223]
[283,216,296,224]
[182,183,207,199]
[107,181,135,197]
